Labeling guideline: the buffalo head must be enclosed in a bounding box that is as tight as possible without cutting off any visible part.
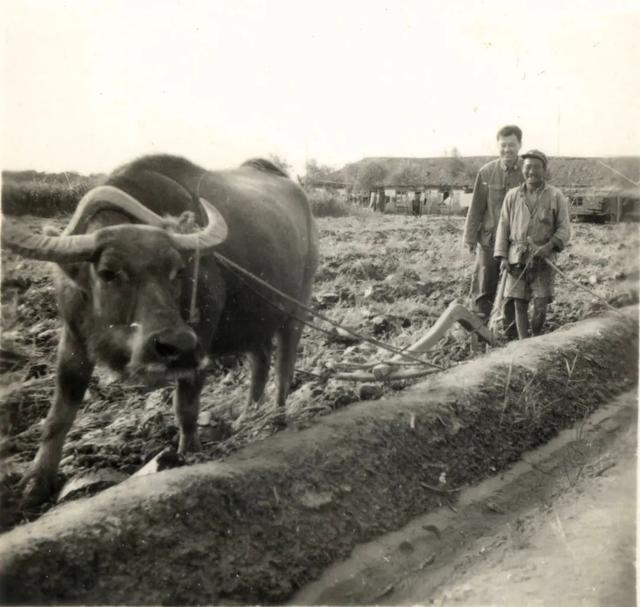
[2,186,228,385]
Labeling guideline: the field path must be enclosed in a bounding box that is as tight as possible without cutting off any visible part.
[292,390,636,606]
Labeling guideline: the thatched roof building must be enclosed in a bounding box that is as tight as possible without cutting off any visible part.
[329,156,640,192]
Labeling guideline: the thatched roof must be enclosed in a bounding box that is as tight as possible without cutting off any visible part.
[330,156,640,191]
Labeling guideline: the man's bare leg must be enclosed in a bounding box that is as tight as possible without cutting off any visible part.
[531,298,548,336]
[514,298,530,340]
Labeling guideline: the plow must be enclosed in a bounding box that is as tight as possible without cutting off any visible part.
[298,251,626,385]
[216,250,505,385]
[330,300,498,382]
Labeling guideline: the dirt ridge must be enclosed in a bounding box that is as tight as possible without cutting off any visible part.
[0,308,637,605]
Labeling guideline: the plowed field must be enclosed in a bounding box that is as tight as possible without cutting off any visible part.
[1,213,638,529]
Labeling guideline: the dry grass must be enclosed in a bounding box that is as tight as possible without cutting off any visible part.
[1,179,99,216]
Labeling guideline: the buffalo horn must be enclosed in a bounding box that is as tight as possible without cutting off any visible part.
[1,187,227,263]
[169,198,228,251]
[1,186,168,263]
[0,223,98,263]
[62,185,169,235]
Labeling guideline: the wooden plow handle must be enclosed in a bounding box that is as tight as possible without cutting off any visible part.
[335,301,497,382]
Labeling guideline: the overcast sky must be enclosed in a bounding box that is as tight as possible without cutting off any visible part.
[2,0,639,177]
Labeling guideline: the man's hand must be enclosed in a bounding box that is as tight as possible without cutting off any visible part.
[532,241,554,259]
[498,257,509,273]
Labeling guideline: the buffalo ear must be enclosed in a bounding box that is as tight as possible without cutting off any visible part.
[57,262,91,294]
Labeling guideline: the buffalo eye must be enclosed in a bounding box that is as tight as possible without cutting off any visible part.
[171,267,187,282]
[97,268,118,283]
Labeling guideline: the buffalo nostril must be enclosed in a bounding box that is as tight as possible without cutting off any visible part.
[152,330,198,361]
[154,339,182,360]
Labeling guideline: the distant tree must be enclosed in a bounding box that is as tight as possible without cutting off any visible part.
[303,159,337,185]
[354,161,386,191]
[341,163,360,189]
[267,154,292,176]
[448,146,466,179]
[393,162,423,186]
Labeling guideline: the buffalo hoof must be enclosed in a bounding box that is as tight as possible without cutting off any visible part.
[19,473,56,512]
[177,432,202,454]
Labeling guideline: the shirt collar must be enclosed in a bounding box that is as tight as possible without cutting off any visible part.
[521,182,547,195]
[500,157,521,172]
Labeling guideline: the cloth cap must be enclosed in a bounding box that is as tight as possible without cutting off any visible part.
[520,149,548,168]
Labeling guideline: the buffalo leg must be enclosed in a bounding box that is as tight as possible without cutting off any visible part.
[174,373,205,453]
[275,319,304,408]
[247,341,273,406]
[22,327,94,508]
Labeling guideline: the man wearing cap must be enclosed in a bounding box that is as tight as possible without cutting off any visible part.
[494,149,571,339]
[463,125,524,337]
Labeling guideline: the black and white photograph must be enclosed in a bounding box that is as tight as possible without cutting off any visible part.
[1,0,638,604]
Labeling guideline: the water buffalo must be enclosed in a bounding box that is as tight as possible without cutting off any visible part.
[2,154,319,507]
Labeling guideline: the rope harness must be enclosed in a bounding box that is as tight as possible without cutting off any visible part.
[179,196,445,374]
[212,252,445,371]
[185,235,629,381]
[182,189,629,381]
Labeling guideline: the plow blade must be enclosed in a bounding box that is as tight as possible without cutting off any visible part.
[336,301,497,382]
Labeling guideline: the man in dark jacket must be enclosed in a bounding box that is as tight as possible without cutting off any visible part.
[463,125,524,337]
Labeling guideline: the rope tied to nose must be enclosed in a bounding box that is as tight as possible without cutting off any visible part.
[168,209,202,325]
[189,238,201,325]
[184,174,207,326]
